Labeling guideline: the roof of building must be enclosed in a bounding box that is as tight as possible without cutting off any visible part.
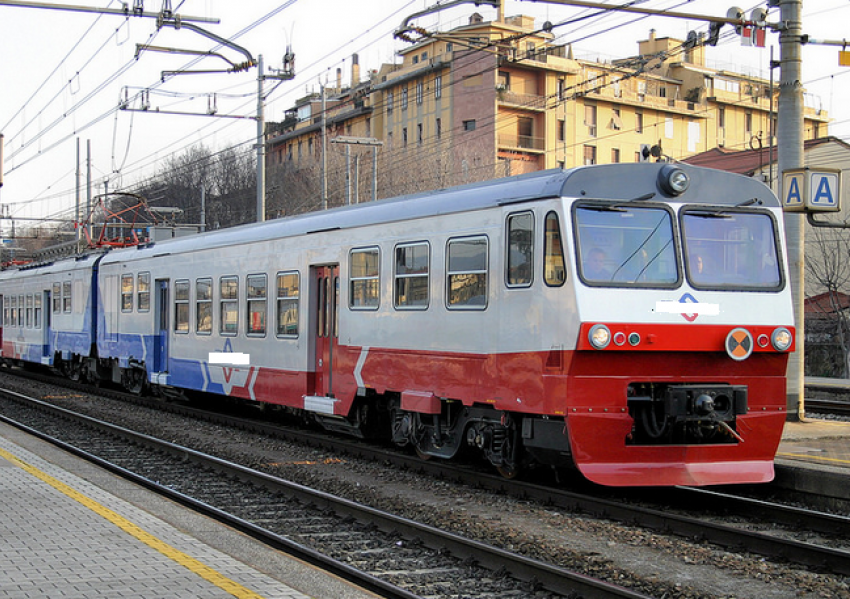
[683,137,850,175]
[804,291,850,316]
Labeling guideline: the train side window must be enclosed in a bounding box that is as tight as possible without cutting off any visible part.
[447,236,488,309]
[220,276,239,335]
[350,247,380,310]
[18,295,24,326]
[174,280,189,334]
[395,242,429,309]
[34,294,42,329]
[26,294,33,328]
[63,282,71,313]
[276,272,299,337]
[52,283,61,313]
[544,212,567,287]
[9,296,15,326]
[121,274,134,312]
[506,212,534,287]
[138,272,151,312]
[246,274,267,336]
[196,278,212,334]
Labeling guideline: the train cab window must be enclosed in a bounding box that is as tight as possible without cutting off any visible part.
[395,242,429,309]
[138,273,151,312]
[52,283,61,313]
[174,280,190,333]
[682,209,782,290]
[350,247,380,309]
[25,295,33,328]
[63,282,72,313]
[544,212,567,286]
[34,294,42,329]
[575,204,678,287]
[276,272,299,337]
[506,212,533,287]
[121,275,134,312]
[246,274,267,336]
[447,236,488,309]
[220,276,239,335]
[196,278,212,334]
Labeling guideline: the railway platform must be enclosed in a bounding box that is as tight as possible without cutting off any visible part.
[775,417,850,506]
[0,421,379,599]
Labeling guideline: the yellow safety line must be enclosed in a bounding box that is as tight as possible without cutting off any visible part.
[776,451,850,466]
[0,447,266,599]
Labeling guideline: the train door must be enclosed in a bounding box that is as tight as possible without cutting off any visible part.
[42,290,51,361]
[311,265,339,398]
[153,280,169,374]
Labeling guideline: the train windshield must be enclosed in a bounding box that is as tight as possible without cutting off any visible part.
[681,209,782,290]
[574,204,679,287]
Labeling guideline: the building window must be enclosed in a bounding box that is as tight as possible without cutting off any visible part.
[401,86,408,110]
[395,242,429,309]
[635,112,644,134]
[518,117,533,148]
[583,145,596,165]
[196,278,212,334]
[498,71,510,90]
[417,123,423,145]
[611,148,621,163]
[745,111,753,137]
[447,236,488,309]
[387,90,394,114]
[506,212,533,288]
[435,75,442,99]
[585,104,597,137]
[121,274,134,312]
[220,276,238,335]
[350,247,380,309]
[403,127,408,147]
[558,78,566,101]
[416,80,423,105]
[436,118,442,139]
[544,212,567,287]
[463,119,476,131]
[246,274,267,336]
[138,273,150,312]
[610,108,622,130]
[174,280,189,333]
[557,119,565,142]
[276,272,299,337]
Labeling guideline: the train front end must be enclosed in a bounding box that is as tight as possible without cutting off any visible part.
[562,163,794,487]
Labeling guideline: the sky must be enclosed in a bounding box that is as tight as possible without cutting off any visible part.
[1,0,848,229]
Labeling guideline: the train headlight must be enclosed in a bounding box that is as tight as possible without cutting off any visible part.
[658,165,690,196]
[589,324,611,349]
[771,327,793,352]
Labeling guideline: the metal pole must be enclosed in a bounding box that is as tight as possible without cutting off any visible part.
[200,186,206,232]
[86,139,92,242]
[372,146,378,202]
[345,145,351,205]
[354,154,360,204]
[75,138,80,243]
[322,85,328,210]
[778,0,805,420]
[256,54,266,223]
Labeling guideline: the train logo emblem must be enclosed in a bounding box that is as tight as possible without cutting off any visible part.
[678,293,700,322]
[725,328,754,361]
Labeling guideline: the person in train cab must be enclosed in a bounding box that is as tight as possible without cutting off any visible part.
[584,247,611,281]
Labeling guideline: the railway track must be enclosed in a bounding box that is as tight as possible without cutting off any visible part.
[0,386,654,599]
[3,368,850,595]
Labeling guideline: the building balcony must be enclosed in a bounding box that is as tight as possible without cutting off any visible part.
[498,134,546,153]
[497,90,547,111]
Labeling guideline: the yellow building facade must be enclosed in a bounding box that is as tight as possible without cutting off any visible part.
[265,12,829,214]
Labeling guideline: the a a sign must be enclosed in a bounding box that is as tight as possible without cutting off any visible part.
[840,51,850,67]
[782,168,841,212]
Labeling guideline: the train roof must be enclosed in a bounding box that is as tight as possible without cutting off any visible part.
[0,251,105,280]
[96,163,778,265]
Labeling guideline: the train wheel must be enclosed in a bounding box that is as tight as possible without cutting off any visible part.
[65,359,82,382]
[123,368,147,395]
[497,463,520,479]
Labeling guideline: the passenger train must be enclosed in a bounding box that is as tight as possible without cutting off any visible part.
[0,163,795,486]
